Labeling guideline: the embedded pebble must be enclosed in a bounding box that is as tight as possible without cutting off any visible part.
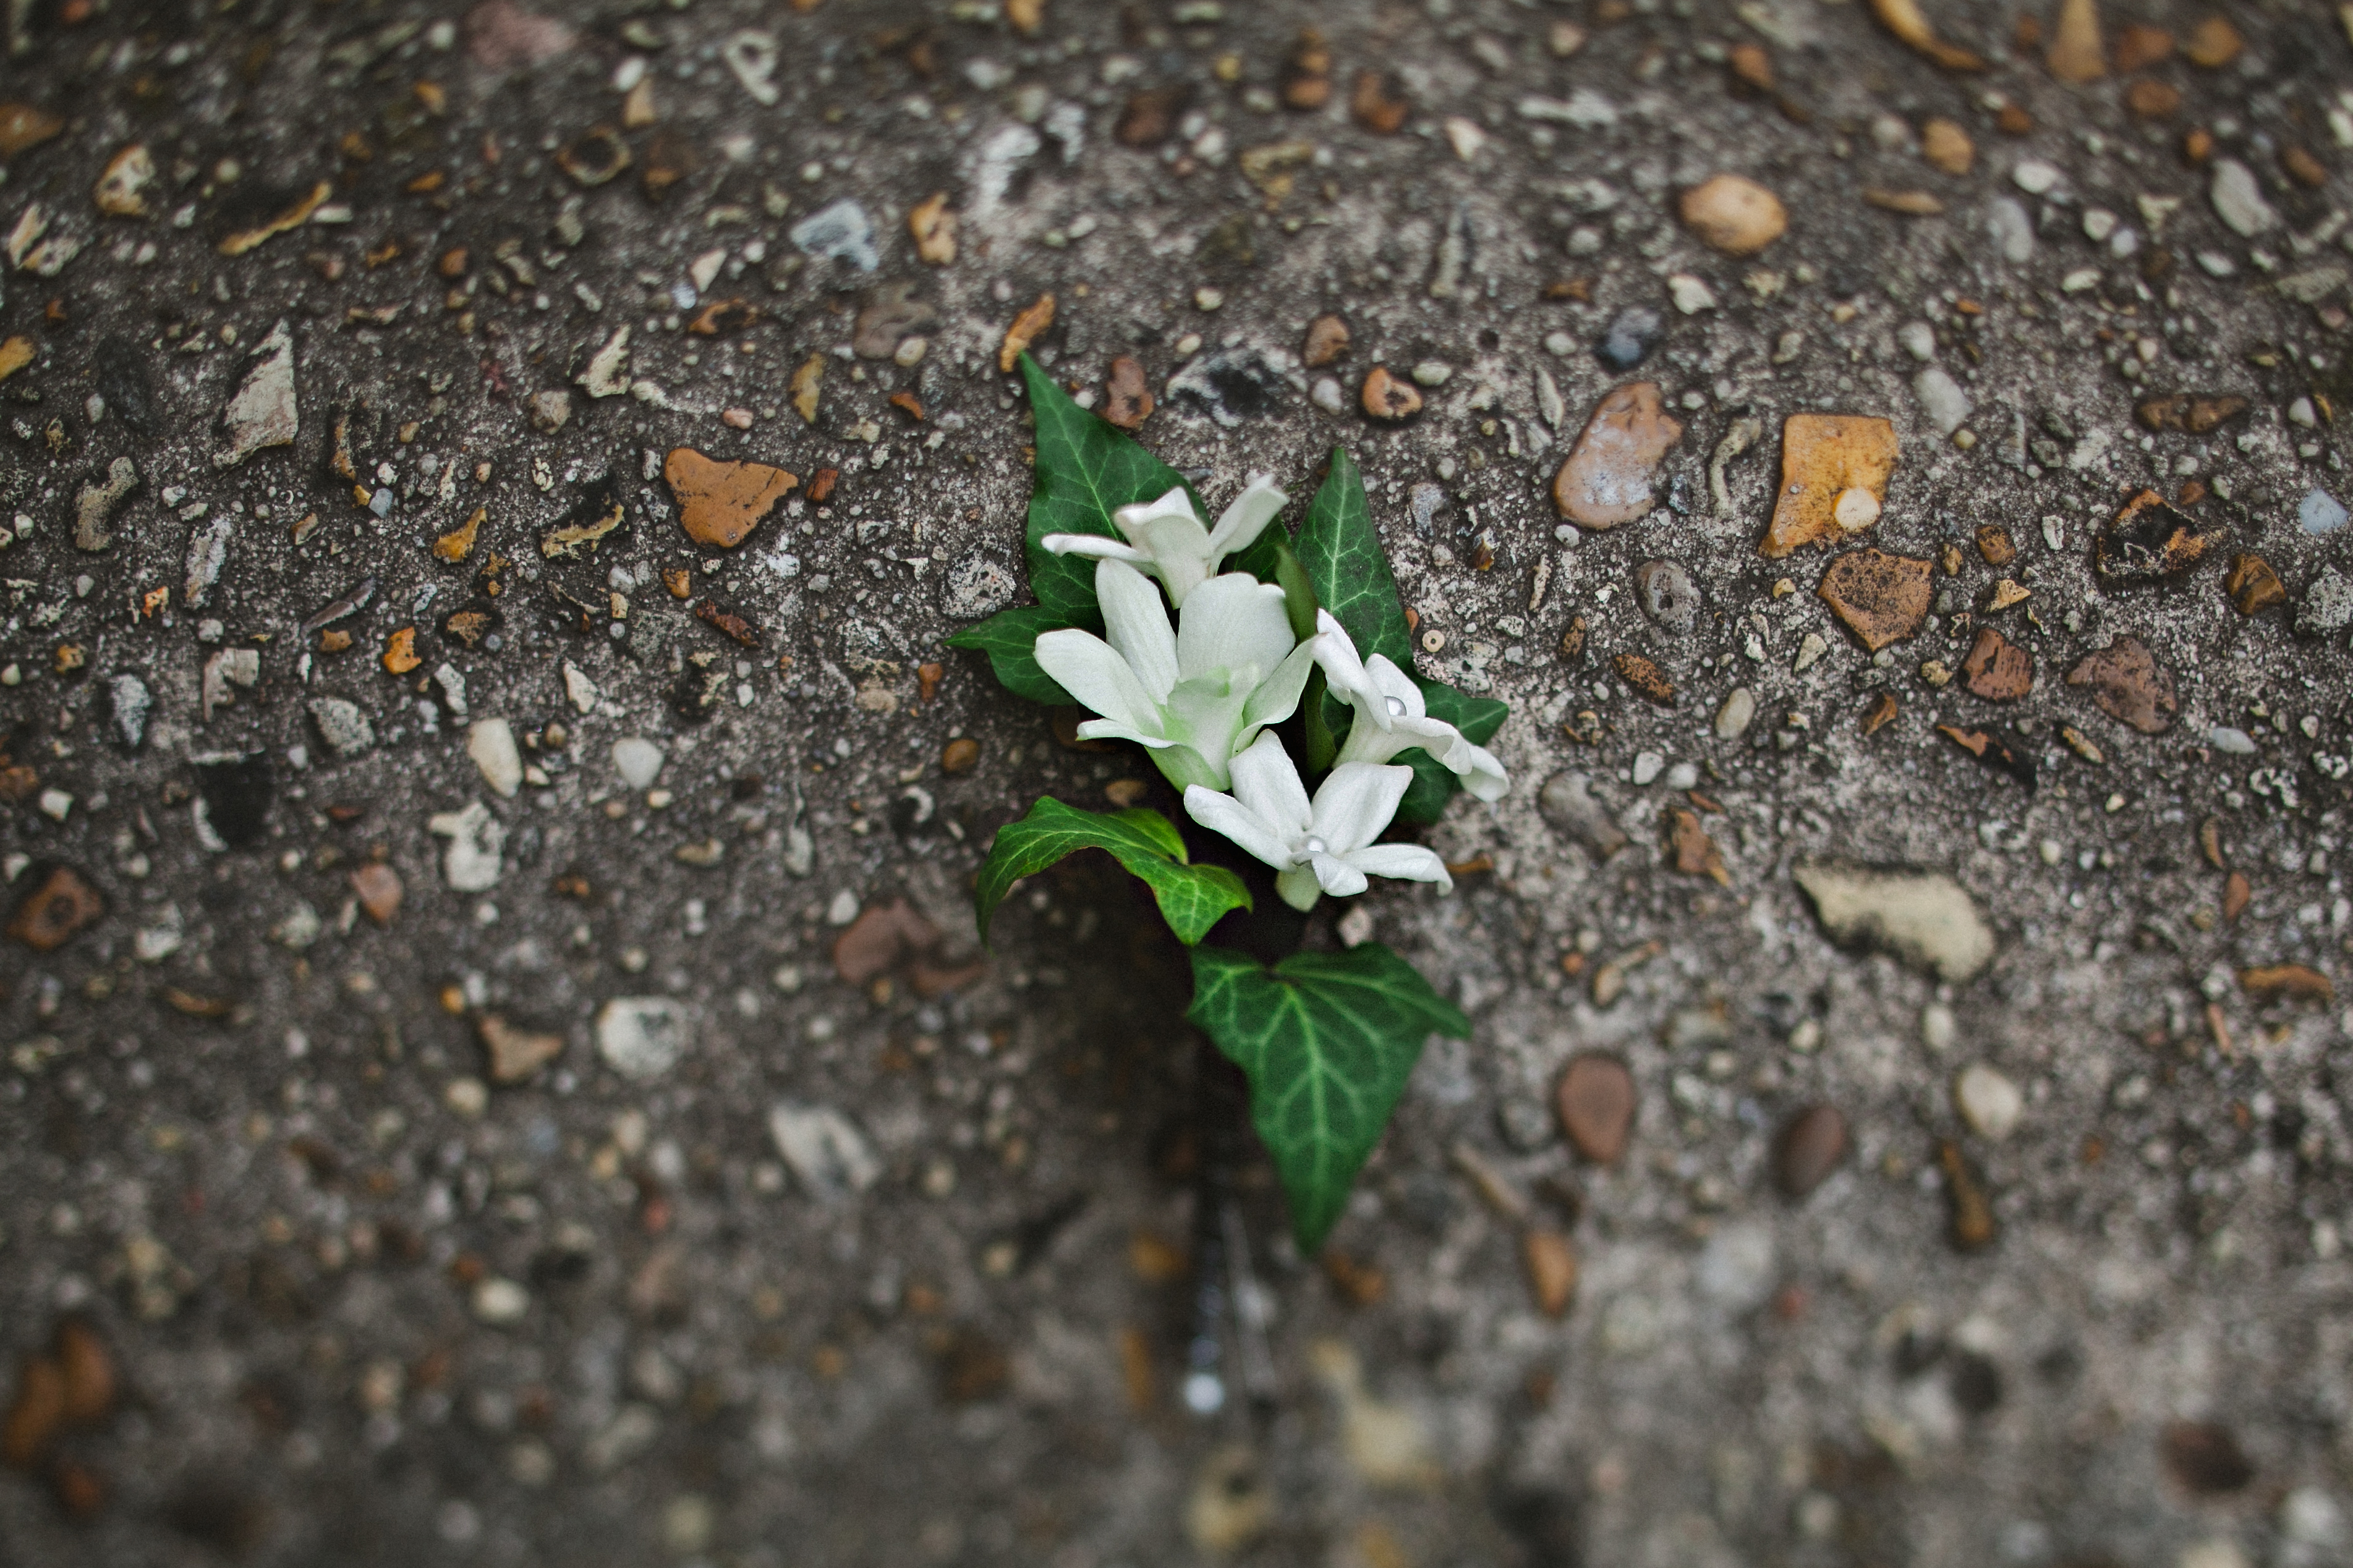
[1538,771,1628,858]
[1555,1053,1636,1164]
[1714,687,1756,739]
[1632,559,1699,634]
[1954,1064,2023,1140]
[1792,861,1995,981]
[467,718,522,798]
[1774,1104,1848,1198]
[2209,159,2278,238]
[1759,415,1897,556]
[1912,367,1973,438]
[768,1102,882,1200]
[1594,307,1661,371]
[613,736,667,789]
[428,800,506,892]
[1678,174,1786,254]
[2300,489,2349,535]
[1551,381,1683,530]
[2299,570,2353,637]
[596,996,692,1079]
[308,698,376,757]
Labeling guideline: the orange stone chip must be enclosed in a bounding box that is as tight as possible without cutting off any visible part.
[1759,414,1899,557]
[2066,636,2177,734]
[1817,548,1933,651]
[664,448,798,549]
[1522,1229,1578,1317]
[6,867,103,952]
[382,627,422,674]
[1962,626,2033,701]
[2240,964,2333,1005]
[998,293,1056,373]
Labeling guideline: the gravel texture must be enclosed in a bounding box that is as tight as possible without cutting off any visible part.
[4,1,2353,1565]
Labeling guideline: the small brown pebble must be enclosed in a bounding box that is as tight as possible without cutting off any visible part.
[662,567,693,600]
[2182,15,2243,69]
[1937,1138,1998,1250]
[1130,1231,1187,1284]
[1350,70,1408,134]
[2125,78,2183,118]
[477,1014,566,1083]
[1281,29,1331,109]
[2225,554,2286,614]
[695,601,761,647]
[2200,817,2227,870]
[1521,1229,1578,1317]
[1102,356,1153,430]
[318,629,352,653]
[2064,637,2178,734]
[1360,365,1423,421]
[2160,1421,2255,1495]
[1962,627,2033,701]
[382,627,422,673]
[1554,381,1683,530]
[998,294,1056,372]
[435,506,485,562]
[349,862,404,925]
[666,449,798,550]
[1678,174,1787,255]
[2,1356,64,1469]
[0,103,64,159]
[1939,724,2036,788]
[2135,393,2249,433]
[2283,145,2330,189]
[2113,23,2173,70]
[2240,964,2334,1006]
[438,247,469,278]
[887,390,925,422]
[2223,871,2251,923]
[1113,86,1188,148]
[52,1459,104,1520]
[1975,525,2015,566]
[917,663,943,703]
[1662,807,1729,884]
[1996,102,2034,135]
[1920,117,1974,174]
[1301,313,1350,368]
[1614,651,1676,706]
[1774,1104,1847,1198]
[2096,489,2215,585]
[2045,0,2105,81]
[1557,615,1587,664]
[807,469,840,504]
[1555,1054,1636,1164]
[2183,125,2214,161]
[1868,0,1988,70]
[1322,1250,1386,1306]
[941,737,981,774]
[1817,548,1934,651]
[1727,41,1772,92]
[1863,187,1944,215]
[1860,691,1899,735]
[6,867,103,952]
[907,192,958,265]
[833,898,941,988]
[53,1322,112,1428]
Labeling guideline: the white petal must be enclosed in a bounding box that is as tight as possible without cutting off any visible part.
[1240,638,1321,732]
[1153,745,1230,794]
[1116,489,1215,606]
[1309,763,1415,854]
[1204,473,1288,558]
[1361,655,1427,719]
[1034,629,1164,737]
[1337,713,1508,801]
[1227,731,1314,836]
[1039,533,1150,563]
[1177,573,1295,685]
[1112,486,1205,551]
[1308,852,1370,898]
[1345,844,1454,892]
[1275,863,1324,912]
[1310,610,1384,728]
[1450,740,1510,802]
[1074,718,1176,751]
[1184,784,1295,871]
[1095,559,1179,702]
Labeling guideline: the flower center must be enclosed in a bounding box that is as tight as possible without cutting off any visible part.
[1301,835,1329,857]
[1384,695,1408,718]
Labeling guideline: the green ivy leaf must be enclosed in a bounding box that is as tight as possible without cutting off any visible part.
[945,606,1079,707]
[1018,354,1197,622]
[1188,944,1471,1252]
[976,798,1251,947]
[1392,680,1511,825]
[1292,447,1413,668]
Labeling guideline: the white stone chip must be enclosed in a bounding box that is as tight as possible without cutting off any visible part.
[428,800,506,891]
[767,1102,882,1200]
[613,736,666,789]
[213,320,299,468]
[1714,687,1756,739]
[595,996,692,1079]
[468,719,522,799]
[1954,1063,2023,1140]
[1793,862,1996,983]
[563,662,600,713]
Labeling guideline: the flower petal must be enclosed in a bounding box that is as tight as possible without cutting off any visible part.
[1034,629,1164,737]
[1344,844,1455,892]
[1115,488,1215,606]
[1239,638,1321,732]
[1227,731,1314,836]
[1309,763,1415,854]
[1039,533,1150,563]
[1074,718,1176,750]
[1184,784,1295,870]
[1153,745,1231,794]
[1204,473,1288,559]
[1112,486,1204,550]
[1308,852,1370,899]
[1336,714,1509,801]
[1361,655,1426,719]
[1310,610,1383,729]
[1275,863,1324,912]
[1096,559,1179,702]
[1177,573,1295,686]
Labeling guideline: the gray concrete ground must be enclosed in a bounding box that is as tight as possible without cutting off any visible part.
[4,0,2353,1563]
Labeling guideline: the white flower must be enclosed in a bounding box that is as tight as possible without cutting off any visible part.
[1034,559,1320,792]
[1185,733,1453,912]
[1311,611,1509,802]
[1039,476,1287,607]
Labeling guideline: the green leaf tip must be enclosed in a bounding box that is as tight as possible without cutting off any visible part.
[1187,943,1471,1252]
[974,797,1249,949]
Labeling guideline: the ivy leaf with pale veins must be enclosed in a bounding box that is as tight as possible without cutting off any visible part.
[1018,353,1198,622]
[945,606,1076,706]
[975,798,1251,947]
[1187,943,1472,1251]
[1292,447,1413,667]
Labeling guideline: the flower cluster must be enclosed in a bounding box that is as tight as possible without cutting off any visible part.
[1037,481,1508,911]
